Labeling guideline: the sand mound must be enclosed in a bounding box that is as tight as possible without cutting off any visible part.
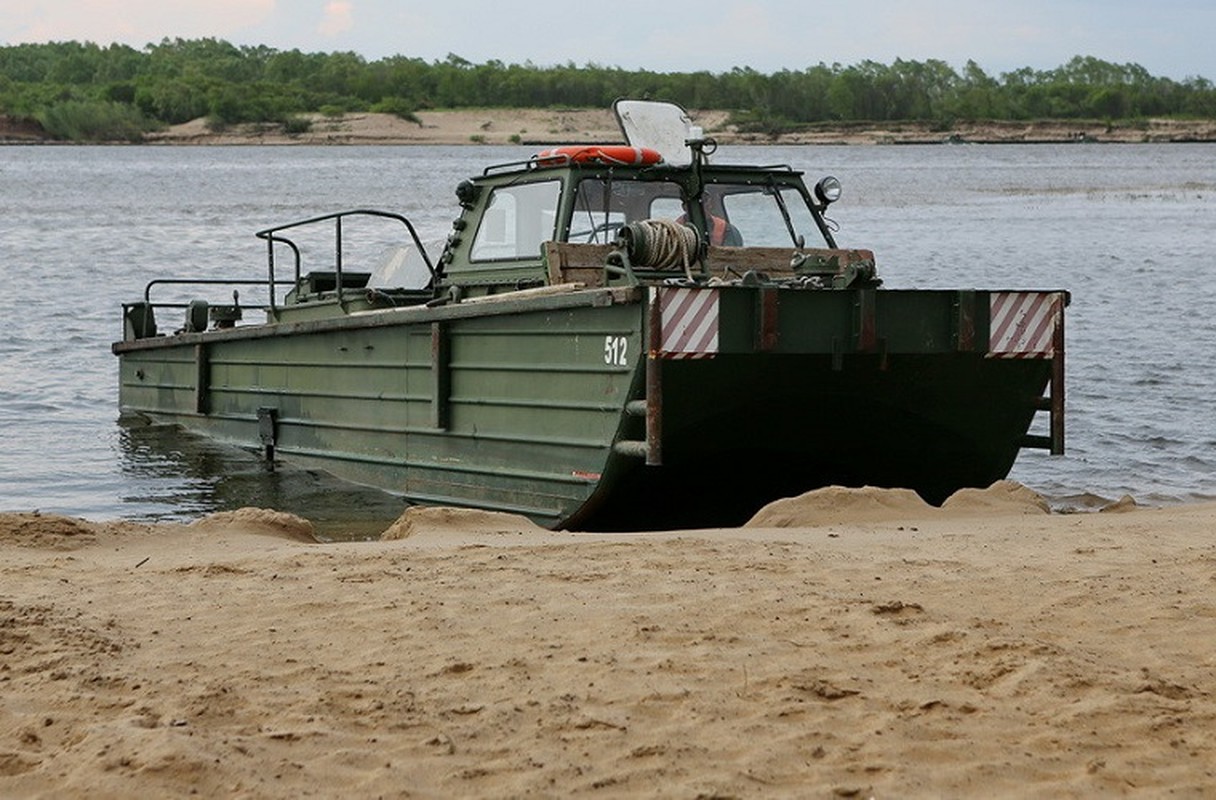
[1100,494,1140,513]
[744,485,935,528]
[745,481,1057,528]
[188,508,316,541]
[380,505,546,540]
[0,512,98,549]
[940,479,1050,516]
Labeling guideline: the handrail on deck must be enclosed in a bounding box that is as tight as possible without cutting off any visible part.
[127,275,299,340]
[142,277,294,308]
[254,209,436,301]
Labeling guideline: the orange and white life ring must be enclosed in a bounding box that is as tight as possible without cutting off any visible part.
[535,145,663,167]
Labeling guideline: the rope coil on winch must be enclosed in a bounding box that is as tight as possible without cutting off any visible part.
[615,219,701,280]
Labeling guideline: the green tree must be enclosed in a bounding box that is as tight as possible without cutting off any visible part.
[2,40,1214,141]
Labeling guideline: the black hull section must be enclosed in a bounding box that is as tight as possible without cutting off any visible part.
[575,353,1051,531]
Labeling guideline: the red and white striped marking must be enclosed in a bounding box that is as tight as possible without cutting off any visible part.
[988,291,1062,358]
[655,287,719,359]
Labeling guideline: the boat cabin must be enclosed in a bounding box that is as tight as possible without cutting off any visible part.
[434,140,858,301]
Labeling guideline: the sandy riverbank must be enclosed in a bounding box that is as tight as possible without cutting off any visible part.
[7,109,1215,146]
[144,110,1216,146]
[2,481,1213,797]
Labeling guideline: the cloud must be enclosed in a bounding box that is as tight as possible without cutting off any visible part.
[1,0,1210,80]
[318,1,354,37]
[1,0,276,46]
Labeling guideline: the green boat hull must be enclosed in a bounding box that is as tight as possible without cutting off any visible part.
[115,110,1067,529]
[116,284,1061,530]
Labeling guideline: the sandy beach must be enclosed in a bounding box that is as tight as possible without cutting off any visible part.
[133,109,1216,146]
[4,107,1213,146]
[2,481,1213,798]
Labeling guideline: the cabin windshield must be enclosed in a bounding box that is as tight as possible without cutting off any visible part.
[700,181,825,248]
[569,176,827,248]
[568,178,684,244]
[469,180,562,262]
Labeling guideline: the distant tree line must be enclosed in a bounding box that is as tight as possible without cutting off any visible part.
[1,38,1214,141]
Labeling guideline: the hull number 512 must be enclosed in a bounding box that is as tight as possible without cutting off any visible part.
[604,336,629,367]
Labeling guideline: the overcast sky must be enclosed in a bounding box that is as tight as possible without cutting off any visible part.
[3,0,1213,81]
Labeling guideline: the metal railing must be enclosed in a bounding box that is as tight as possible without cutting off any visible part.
[255,209,436,304]
[130,209,435,334]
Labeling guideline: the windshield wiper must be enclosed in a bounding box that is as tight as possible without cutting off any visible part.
[766,178,803,247]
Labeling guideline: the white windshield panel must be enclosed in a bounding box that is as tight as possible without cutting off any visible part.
[614,99,695,166]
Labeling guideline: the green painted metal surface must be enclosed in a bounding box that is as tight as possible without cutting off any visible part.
[119,290,643,527]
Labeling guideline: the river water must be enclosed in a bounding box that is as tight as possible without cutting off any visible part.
[2,142,1214,530]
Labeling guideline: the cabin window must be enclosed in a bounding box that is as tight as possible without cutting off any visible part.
[570,178,684,243]
[470,180,561,261]
[708,184,824,248]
